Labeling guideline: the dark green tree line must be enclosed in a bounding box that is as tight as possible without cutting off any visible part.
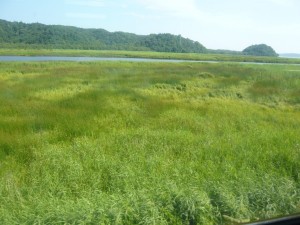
[0,19,206,53]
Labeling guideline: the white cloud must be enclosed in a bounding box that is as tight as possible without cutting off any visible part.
[66,13,106,19]
[263,0,295,6]
[65,0,105,7]
[124,12,161,20]
[133,0,259,33]
[134,0,254,29]
[135,0,200,18]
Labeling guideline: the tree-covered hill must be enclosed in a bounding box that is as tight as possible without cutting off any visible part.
[242,44,278,57]
[0,19,280,57]
[0,19,206,53]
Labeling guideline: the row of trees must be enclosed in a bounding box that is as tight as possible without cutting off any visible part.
[0,19,206,53]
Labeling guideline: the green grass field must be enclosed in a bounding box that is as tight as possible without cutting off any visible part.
[0,61,300,224]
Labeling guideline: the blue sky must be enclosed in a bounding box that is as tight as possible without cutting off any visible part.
[1,0,300,53]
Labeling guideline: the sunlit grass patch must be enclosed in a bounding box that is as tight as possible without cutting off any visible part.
[0,73,42,91]
[31,83,94,101]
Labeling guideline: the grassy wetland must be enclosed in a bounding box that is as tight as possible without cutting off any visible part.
[0,60,300,224]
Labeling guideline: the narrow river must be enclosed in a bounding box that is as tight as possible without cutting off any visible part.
[0,56,208,63]
[0,56,299,66]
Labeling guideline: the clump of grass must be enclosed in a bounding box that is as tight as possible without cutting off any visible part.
[249,79,281,96]
[197,72,215,78]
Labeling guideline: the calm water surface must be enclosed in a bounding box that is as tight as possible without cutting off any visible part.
[0,56,200,63]
[0,56,299,66]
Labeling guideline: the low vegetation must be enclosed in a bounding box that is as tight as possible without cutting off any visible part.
[0,61,299,224]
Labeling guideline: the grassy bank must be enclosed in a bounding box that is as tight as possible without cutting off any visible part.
[1,48,300,64]
[0,61,300,224]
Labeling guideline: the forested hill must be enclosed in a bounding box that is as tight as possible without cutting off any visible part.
[0,19,206,53]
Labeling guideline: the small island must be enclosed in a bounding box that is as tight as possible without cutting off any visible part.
[242,44,278,57]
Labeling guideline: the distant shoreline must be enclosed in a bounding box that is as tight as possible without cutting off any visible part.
[279,53,300,59]
[1,49,300,64]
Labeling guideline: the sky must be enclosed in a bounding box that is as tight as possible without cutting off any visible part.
[1,0,300,53]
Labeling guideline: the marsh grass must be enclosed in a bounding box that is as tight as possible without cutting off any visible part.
[0,61,299,224]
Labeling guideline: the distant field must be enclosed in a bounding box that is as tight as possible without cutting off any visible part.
[0,61,299,224]
[1,48,300,64]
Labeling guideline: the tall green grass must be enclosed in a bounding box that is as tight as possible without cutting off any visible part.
[0,61,299,224]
